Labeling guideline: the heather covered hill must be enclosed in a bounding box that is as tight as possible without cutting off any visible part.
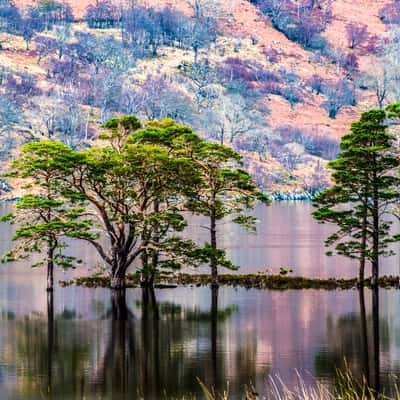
[0,0,399,197]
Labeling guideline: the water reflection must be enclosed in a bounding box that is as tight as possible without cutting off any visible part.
[314,288,400,398]
[4,286,400,399]
[4,296,89,399]
[2,203,400,399]
[0,287,270,399]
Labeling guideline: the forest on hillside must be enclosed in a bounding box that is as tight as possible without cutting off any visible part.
[0,0,400,197]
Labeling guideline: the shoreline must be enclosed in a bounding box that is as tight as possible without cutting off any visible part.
[0,190,322,203]
[60,273,400,290]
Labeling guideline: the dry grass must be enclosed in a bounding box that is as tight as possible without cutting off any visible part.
[177,367,399,400]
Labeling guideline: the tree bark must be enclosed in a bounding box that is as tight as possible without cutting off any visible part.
[140,272,155,288]
[210,211,219,288]
[359,200,368,286]
[47,243,55,292]
[371,174,379,287]
[110,269,126,290]
[140,251,152,288]
[109,249,132,289]
[359,259,365,287]
[140,201,160,288]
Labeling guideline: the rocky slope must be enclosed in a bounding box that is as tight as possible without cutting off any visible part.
[0,0,396,198]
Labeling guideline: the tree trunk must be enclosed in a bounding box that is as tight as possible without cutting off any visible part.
[359,259,365,287]
[110,252,129,289]
[140,251,151,288]
[47,244,55,292]
[140,200,160,289]
[140,273,155,288]
[371,177,379,287]
[359,201,367,286]
[220,127,225,146]
[210,211,218,288]
[110,269,126,290]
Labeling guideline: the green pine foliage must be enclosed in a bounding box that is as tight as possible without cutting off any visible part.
[130,118,270,287]
[313,108,400,284]
[2,116,267,290]
[1,141,94,290]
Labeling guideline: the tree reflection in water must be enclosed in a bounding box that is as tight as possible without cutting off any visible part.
[3,294,89,399]
[315,287,392,398]
[2,287,267,400]
[87,287,263,399]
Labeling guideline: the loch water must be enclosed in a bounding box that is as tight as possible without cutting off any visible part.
[1,203,400,399]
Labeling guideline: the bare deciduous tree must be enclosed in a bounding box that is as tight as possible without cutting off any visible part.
[345,22,368,49]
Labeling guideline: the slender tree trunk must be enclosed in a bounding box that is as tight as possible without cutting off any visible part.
[371,177,379,287]
[140,251,152,288]
[140,273,155,288]
[140,201,160,288]
[47,243,55,292]
[359,259,365,287]
[151,251,159,284]
[110,266,127,290]
[359,200,368,286]
[210,210,219,288]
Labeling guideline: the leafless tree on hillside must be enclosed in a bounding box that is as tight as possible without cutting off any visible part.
[345,22,368,49]
[205,93,255,145]
[363,29,400,108]
[185,59,218,110]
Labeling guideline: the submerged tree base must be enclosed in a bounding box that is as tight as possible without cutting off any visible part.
[60,273,400,290]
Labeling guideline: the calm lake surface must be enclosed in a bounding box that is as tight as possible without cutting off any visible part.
[1,202,400,399]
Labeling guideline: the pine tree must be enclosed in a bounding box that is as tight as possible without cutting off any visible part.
[131,118,270,288]
[313,109,400,285]
[1,141,93,291]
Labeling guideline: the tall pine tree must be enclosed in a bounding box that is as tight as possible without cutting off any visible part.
[1,142,93,291]
[313,109,400,285]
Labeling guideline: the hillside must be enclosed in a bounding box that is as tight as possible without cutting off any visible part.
[0,0,398,198]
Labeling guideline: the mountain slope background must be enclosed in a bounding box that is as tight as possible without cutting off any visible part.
[0,0,398,198]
